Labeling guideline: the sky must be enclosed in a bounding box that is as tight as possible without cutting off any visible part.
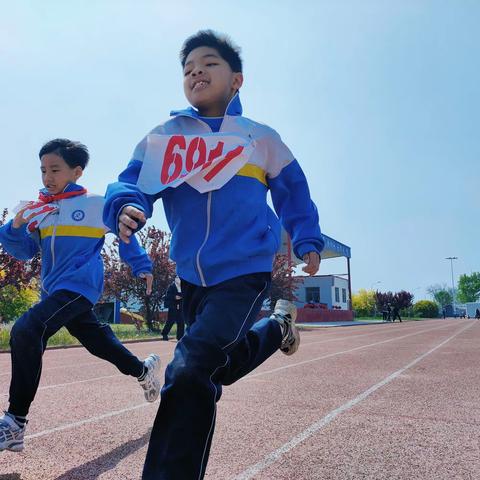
[1,0,479,300]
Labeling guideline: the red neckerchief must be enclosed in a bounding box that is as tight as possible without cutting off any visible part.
[37,187,87,204]
[24,187,87,232]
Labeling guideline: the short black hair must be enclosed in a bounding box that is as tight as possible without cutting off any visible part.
[39,138,89,169]
[180,30,242,73]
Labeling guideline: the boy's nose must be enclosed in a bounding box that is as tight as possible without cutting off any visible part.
[192,67,204,76]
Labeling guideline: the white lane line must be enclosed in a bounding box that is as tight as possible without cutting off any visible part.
[21,321,468,441]
[0,342,173,376]
[298,321,444,348]
[0,349,175,392]
[0,320,450,376]
[243,321,464,381]
[2,322,458,396]
[25,402,156,440]
[1,374,125,397]
[234,321,475,480]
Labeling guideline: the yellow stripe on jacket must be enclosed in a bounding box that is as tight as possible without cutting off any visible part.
[40,225,105,239]
[236,164,267,186]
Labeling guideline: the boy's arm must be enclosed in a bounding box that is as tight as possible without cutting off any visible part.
[118,233,153,295]
[103,135,161,241]
[267,136,324,272]
[0,220,39,260]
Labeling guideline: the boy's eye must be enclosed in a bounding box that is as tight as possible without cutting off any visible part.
[184,70,192,76]
[206,63,218,67]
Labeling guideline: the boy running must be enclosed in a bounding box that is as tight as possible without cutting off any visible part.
[104,31,324,479]
[0,139,161,453]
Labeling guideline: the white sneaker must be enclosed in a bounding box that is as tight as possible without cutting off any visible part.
[271,299,300,356]
[139,354,161,402]
[0,412,26,452]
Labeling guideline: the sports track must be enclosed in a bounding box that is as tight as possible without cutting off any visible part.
[1,318,479,479]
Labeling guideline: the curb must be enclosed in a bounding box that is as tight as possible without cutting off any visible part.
[0,335,168,355]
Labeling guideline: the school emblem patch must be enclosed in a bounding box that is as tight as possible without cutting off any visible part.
[72,210,85,221]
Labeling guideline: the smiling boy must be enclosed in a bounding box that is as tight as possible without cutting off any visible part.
[104,31,324,479]
[0,139,161,453]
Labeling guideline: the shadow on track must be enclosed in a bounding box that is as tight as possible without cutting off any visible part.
[54,430,151,480]
[0,474,22,480]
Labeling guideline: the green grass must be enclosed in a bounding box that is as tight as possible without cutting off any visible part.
[0,323,166,352]
[355,316,426,321]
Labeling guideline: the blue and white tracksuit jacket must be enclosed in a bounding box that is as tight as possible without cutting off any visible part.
[0,184,152,305]
[104,94,324,287]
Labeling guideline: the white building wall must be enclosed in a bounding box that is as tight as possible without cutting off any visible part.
[293,275,349,310]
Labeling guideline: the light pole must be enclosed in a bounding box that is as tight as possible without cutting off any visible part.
[446,257,458,317]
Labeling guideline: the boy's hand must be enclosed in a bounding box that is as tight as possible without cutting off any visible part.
[139,273,153,295]
[302,252,321,276]
[118,206,146,243]
[12,206,36,229]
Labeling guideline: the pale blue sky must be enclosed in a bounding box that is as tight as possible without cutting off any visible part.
[1,0,478,300]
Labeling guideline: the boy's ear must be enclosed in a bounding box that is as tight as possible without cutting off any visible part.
[74,166,83,181]
[232,72,243,91]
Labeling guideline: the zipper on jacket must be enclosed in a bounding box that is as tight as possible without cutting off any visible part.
[195,192,212,287]
[50,206,60,272]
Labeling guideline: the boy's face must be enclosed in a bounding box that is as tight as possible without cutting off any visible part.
[183,46,243,117]
[40,153,83,194]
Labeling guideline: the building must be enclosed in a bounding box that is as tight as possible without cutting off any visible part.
[293,275,350,310]
[279,229,352,309]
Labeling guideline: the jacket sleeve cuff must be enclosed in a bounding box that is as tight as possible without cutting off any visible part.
[296,242,321,260]
[4,221,29,239]
[115,203,146,236]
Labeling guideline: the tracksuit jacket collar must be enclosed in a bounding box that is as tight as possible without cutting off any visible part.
[169,93,243,119]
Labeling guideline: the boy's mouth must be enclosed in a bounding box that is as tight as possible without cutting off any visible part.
[192,80,209,92]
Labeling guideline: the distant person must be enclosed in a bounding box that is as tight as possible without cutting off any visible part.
[392,305,402,322]
[161,276,184,341]
[386,304,392,321]
[442,307,446,319]
[475,308,480,320]
[382,304,388,321]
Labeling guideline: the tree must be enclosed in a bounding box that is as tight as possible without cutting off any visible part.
[0,284,39,322]
[374,291,394,311]
[427,283,453,307]
[374,290,413,312]
[102,226,175,331]
[456,272,480,303]
[352,289,376,317]
[413,300,438,318]
[268,254,302,309]
[0,209,41,290]
[393,291,414,310]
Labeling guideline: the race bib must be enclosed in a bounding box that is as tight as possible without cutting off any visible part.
[137,133,255,194]
[13,200,58,233]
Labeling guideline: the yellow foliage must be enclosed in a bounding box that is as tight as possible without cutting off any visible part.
[352,289,376,317]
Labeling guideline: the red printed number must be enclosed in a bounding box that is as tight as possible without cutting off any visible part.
[161,136,244,185]
[161,135,186,184]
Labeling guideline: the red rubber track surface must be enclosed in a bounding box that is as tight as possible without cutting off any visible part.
[1,318,478,479]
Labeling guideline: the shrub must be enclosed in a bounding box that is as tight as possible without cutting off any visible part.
[413,300,438,318]
[352,289,376,317]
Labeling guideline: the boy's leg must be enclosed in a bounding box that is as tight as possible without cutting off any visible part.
[8,290,92,418]
[142,272,276,480]
[2,290,91,452]
[161,311,175,340]
[65,310,161,402]
[66,310,144,377]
